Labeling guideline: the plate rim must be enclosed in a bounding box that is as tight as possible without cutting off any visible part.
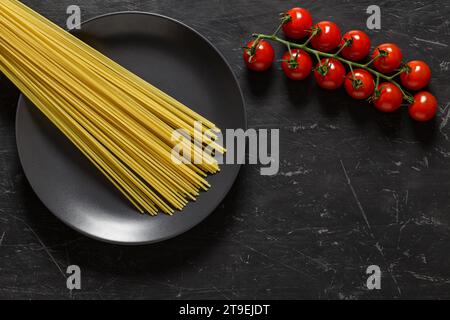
[15,11,247,245]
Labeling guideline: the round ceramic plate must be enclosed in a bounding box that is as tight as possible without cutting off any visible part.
[15,12,246,244]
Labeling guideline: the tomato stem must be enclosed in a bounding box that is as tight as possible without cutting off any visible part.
[272,22,284,37]
[303,28,318,46]
[272,13,291,37]
[363,54,381,68]
[247,35,263,62]
[253,33,414,102]
[334,38,351,57]
[387,69,405,80]
[287,42,292,56]
[347,62,355,78]
[313,51,322,66]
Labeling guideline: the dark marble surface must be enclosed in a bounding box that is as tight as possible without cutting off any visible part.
[1,0,450,299]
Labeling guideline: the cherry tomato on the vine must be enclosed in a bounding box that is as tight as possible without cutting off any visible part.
[400,60,431,91]
[310,21,341,52]
[282,7,313,39]
[314,58,346,90]
[243,40,275,72]
[371,43,403,74]
[281,49,313,80]
[344,69,375,100]
[372,82,403,112]
[340,30,371,61]
[408,91,437,121]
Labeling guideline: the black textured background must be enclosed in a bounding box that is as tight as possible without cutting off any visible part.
[1,0,450,299]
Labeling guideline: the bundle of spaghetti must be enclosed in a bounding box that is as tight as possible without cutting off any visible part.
[0,0,226,215]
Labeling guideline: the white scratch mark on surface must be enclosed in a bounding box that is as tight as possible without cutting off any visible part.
[394,192,400,223]
[397,220,411,250]
[386,170,400,175]
[388,263,402,295]
[279,168,311,177]
[405,190,409,207]
[0,211,65,279]
[419,254,428,265]
[375,243,402,295]
[340,160,373,235]
[340,161,402,296]
[406,271,450,284]
[434,146,450,158]
[26,226,66,279]
[213,286,231,300]
[0,231,5,245]
[422,156,429,168]
[290,123,318,133]
[241,243,316,280]
[414,37,448,47]
[293,249,336,273]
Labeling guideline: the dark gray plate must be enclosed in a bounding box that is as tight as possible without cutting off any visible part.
[15,12,246,244]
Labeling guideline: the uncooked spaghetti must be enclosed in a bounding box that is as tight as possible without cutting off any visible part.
[0,0,225,215]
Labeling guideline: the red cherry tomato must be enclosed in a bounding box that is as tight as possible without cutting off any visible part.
[243,40,275,72]
[314,58,346,90]
[371,43,403,74]
[282,7,313,39]
[310,21,341,52]
[340,30,371,61]
[408,91,437,121]
[281,49,313,80]
[372,82,403,112]
[344,69,375,100]
[400,60,431,91]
